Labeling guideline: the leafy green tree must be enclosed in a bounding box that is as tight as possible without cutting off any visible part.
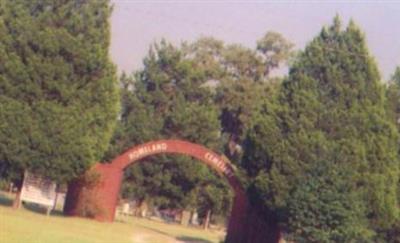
[0,0,118,183]
[186,34,293,162]
[243,17,399,241]
[256,31,295,77]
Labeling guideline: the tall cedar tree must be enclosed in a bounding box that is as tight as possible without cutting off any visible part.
[385,66,400,242]
[0,0,119,182]
[386,67,400,127]
[242,17,399,242]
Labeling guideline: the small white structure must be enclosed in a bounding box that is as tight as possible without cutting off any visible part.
[20,171,57,214]
[122,203,131,215]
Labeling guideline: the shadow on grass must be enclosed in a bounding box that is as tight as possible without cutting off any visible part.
[0,192,13,206]
[176,236,213,243]
[0,191,65,217]
[23,202,47,214]
[50,209,65,217]
[24,202,65,217]
[141,225,174,237]
[140,225,215,243]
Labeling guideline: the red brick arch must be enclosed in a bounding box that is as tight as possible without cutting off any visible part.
[64,140,280,243]
[112,140,242,191]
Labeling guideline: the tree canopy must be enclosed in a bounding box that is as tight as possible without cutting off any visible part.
[0,0,119,182]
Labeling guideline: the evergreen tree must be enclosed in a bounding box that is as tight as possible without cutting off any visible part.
[384,68,400,241]
[0,0,119,183]
[242,17,398,241]
[386,67,400,126]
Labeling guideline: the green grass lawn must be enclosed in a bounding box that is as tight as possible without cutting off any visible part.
[0,193,225,243]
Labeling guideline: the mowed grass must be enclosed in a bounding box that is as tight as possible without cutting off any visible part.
[1,205,133,243]
[0,193,225,243]
[118,215,225,243]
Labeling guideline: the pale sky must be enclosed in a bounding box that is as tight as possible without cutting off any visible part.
[110,1,400,80]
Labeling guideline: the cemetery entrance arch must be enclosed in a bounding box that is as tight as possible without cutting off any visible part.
[64,140,280,243]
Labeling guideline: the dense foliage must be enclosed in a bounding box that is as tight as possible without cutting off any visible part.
[242,17,400,242]
[185,34,293,162]
[0,0,119,182]
[386,67,400,127]
[105,34,292,219]
[104,41,232,217]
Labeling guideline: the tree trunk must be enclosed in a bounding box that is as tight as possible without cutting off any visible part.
[53,184,59,211]
[12,186,22,209]
[203,209,211,230]
[8,182,13,194]
[12,176,25,210]
[228,134,237,158]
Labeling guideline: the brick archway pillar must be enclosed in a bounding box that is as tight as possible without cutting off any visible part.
[64,163,123,221]
[90,163,123,221]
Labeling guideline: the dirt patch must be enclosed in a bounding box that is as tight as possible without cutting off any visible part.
[132,232,184,243]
